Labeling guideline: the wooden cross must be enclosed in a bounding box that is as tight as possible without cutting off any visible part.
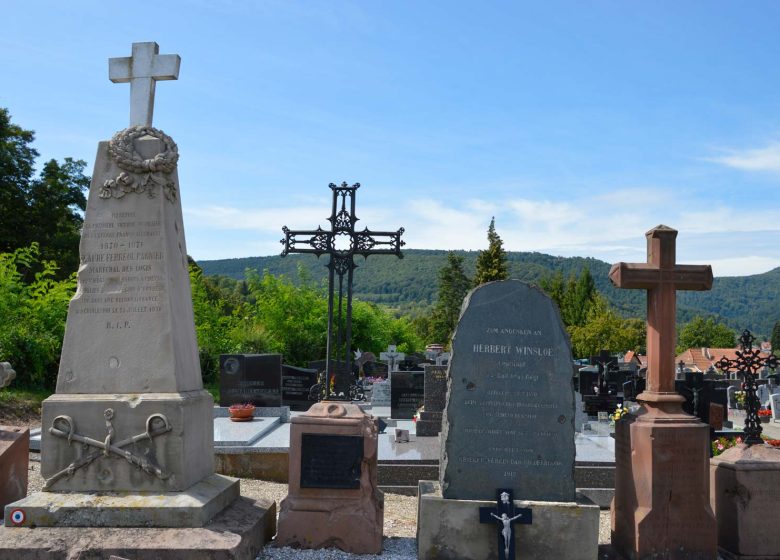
[479,488,532,560]
[109,42,181,127]
[609,226,712,402]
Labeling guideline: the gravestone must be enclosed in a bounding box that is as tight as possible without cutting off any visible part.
[772,394,780,422]
[370,380,391,406]
[727,385,739,409]
[281,364,318,411]
[440,281,576,501]
[674,372,730,427]
[275,402,383,553]
[417,280,598,559]
[390,370,425,420]
[1,44,274,558]
[416,364,447,436]
[219,353,282,407]
[0,362,16,388]
[757,383,770,408]
[574,392,588,432]
[0,426,29,516]
[379,345,404,373]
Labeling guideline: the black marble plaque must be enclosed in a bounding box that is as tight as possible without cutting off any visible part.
[281,364,318,411]
[219,353,282,407]
[300,433,363,489]
[423,364,448,412]
[440,280,575,502]
[390,371,425,419]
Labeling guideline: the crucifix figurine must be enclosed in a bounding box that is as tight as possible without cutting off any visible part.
[281,182,404,398]
[109,42,181,127]
[479,489,532,560]
[609,225,712,411]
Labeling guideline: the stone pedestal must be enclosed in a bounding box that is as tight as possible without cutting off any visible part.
[275,401,383,554]
[417,480,599,560]
[0,426,29,514]
[611,402,717,559]
[711,444,780,559]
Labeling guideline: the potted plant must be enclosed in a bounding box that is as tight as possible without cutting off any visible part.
[758,409,772,423]
[228,403,255,422]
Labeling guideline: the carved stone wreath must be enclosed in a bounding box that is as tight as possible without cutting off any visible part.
[100,125,179,202]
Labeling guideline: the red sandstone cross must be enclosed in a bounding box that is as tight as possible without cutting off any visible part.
[609,226,712,401]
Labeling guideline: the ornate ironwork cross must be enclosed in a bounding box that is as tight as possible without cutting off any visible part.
[478,488,532,560]
[715,330,778,445]
[281,182,404,399]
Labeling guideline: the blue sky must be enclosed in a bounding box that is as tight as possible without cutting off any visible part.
[3,1,780,276]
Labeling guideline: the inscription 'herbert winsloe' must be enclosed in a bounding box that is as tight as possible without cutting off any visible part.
[440,280,576,502]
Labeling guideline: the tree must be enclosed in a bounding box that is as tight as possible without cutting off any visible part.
[428,252,472,344]
[0,108,89,278]
[540,268,597,328]
[676,316,736,354]
[771,321,780,357]
[474,217,509,286]
[568,295,646,358]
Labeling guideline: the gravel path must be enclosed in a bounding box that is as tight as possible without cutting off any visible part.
[26,453,613,558]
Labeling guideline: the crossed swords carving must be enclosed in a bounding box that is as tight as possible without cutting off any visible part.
[44,408,171,489]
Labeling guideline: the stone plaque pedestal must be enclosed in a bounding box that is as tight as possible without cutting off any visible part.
[711,444,780,559]
[417,481,599,560]
[611,401,717,559]
[275,402,383,554]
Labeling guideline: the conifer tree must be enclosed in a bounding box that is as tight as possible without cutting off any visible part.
[474,217,509,286]
[770,321,780,357]
[429,252,472,344]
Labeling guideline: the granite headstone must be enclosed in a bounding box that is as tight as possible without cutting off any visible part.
[772,394,780,422]
[219,354,282,407]
[440,280,575,502]
[370,380,391,407]
[281,364,318,411]
[416,364,447,436]
[390,371,425,419]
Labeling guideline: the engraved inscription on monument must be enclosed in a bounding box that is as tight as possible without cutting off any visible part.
[440,280,576,502]
[300,434,364,489]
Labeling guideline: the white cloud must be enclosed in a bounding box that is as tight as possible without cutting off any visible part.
[707,142,780,173]
[689,256,780,278]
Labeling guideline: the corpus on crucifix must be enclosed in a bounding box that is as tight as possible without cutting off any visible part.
[281,182,404,399]
[109,42,181,127]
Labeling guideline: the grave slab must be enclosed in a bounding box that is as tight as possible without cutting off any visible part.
[213,416,280,447]
[417,480,599,560]
[0,495,275,560]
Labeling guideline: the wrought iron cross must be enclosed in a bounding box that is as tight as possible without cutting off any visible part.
[715,330,778,445]
[281,182,404,399]
[478,488,532,560]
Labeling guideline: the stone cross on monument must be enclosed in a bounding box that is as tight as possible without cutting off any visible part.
[380,345,405,373]
[109,42,181,127]
[609,225,717,559]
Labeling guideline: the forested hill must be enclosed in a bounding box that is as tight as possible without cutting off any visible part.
[197,249,780,337]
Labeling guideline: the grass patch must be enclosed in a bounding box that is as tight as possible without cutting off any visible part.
[0,386,50,426]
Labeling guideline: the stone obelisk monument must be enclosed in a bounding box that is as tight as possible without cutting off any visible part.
[6,41,236,527]
[610,225,717,559]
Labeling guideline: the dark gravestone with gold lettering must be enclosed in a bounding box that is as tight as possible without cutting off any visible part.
[390,371,425,419]
[440,280,575,502]
[219,354,282,407]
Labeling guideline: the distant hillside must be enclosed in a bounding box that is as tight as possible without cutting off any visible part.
[197,249,780,337]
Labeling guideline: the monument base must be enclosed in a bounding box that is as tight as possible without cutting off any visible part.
[711,444,780,559]
[275,401,384,554]
[611,404,717,560]
[416,480,599,560]
[4,474,238,528]
[0,495,275,560]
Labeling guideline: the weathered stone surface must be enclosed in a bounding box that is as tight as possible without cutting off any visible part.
[711,444,780,559]
[214,451,289,483]
[370,380,390,406]
[0,426,28,513]
[41,391,213,492]
[422,364,447,412]
[416,480,598,560]
[440,280,575,502]
[0,362,15,388]
[275,402,384,554]
[0,495,275,559]
[4,474,238,528]
[56,137,200,395]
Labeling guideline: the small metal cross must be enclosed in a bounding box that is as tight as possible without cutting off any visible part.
[479,488,533,560]
[109,42,181,127]
[716,330,778,445]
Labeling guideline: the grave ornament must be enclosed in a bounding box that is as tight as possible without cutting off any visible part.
[715,329,778,445]
[478,489,532,560]
[281,184,404,398]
